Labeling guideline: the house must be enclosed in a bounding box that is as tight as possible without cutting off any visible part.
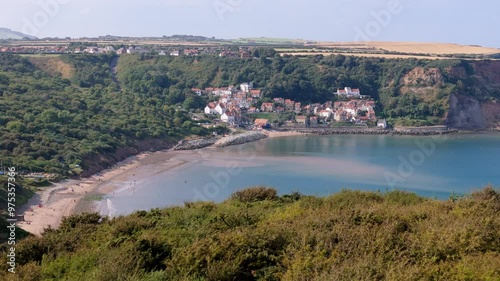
[116,48,127,55]
[319,110,332,119]
[85,47,98,53]
[334,110,349,122]
[255,119,271,129]
[336,87,361,97]
[221,111,240,125]
[192,88,203,96]
[303,105,314,114]
[204,102,217,115]
[215,103,226,115]
[219,95,230,104]
[261,103,274,112]
[294,102,302,113]
[367,109,376,120]
[250,89,262,98]
[285,99,295,110]
[377,119,387,129]
[240,82,253,93]
[126,47,135,54]
[356,116,370,124]
[170,50,180,56]
[240,51,251,58]
[310,116,318,126]
[273,98,285,104]
[296,116,307,126]
[213,88,232,96]
[248,107,258,113]
[184,49,199,56]
[158,50,166,56]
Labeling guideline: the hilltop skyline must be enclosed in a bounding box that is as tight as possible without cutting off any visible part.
[1,0,499,48]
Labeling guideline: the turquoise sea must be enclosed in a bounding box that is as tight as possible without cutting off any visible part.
[104,133,500,216]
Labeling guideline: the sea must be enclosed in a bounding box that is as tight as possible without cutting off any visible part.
[102,133,500,216]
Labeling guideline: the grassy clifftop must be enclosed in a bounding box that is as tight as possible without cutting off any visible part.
[1,187,499,281]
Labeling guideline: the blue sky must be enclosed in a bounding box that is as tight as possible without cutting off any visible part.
[2,0,498,47]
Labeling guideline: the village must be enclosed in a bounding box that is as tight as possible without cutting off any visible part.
[200,84,388,130]
[0,44,256,58]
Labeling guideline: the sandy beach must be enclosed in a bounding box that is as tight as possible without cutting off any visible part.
[18,152,154,236]
[18,130,304,236]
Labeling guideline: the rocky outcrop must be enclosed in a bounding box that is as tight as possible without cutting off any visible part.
[173,138,219,150]
[403,67,443,86]
[446,94,485,129]
[214,132,268,148]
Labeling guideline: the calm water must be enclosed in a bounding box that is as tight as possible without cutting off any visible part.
[105,133,500,216]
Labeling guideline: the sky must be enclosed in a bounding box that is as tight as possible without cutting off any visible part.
[1,0,499,47]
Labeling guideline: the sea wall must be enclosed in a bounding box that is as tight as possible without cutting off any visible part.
[281,127,457,136]
[393,125,449,134]
[214,132,268,148]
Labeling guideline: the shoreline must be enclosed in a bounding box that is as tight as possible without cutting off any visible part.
[17,152,151,235]
[16,129,497,236]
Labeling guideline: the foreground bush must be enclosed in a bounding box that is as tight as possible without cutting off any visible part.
[1,187,499,281]
[229,186,279,203]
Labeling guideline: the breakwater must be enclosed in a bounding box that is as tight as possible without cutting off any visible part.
[214,132,268,148]
[173,137,219,151]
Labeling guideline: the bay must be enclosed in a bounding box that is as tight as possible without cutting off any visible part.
[104,133,500,216]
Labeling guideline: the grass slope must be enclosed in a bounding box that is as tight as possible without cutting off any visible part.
[1,186,499,281]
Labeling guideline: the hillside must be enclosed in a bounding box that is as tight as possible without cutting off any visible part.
[0,54,208,176]
[1,53,500,177]
[117,53,500,128]
[1,187,498,280]
[0,28,37,40]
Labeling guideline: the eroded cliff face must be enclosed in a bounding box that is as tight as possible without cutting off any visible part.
[448,61,500,129]
[403,67,443,86]
[482,100,500,129]
[446,94,485,129]
[399,61,500,129]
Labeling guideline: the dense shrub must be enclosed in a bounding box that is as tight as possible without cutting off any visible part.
[229,186,279,203]
[1,187,499,280]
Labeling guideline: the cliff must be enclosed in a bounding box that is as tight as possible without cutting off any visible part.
[393,60,500,129]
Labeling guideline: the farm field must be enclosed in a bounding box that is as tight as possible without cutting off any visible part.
[313,41,500,55]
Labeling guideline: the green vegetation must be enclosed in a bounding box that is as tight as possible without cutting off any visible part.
[0,178,35,243]
[117,53,495,124]
[1,53,498,176]
[0,54,207,175]
[1,186,498,280]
